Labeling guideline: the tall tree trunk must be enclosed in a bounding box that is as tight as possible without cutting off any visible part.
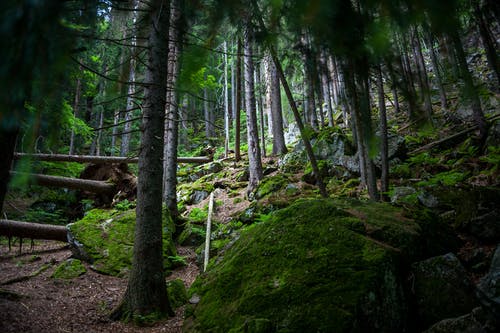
[474,1,500,90]
[111,0,173,320]
[243,23,263,195]
[255,64,266,158]
[450,29,488,146]
[269,58,287,155]
[412,27,433,125]
[234,39,242,162]
[96,108,104,156]
[121,0,138,157]
[376,65,389,201]
[69,73,81,155]
[223,41,231,158]
[163,0,182,219]
[423,25,448,111]
[0,128,18,216]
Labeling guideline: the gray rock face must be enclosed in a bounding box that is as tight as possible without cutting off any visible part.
[477,244,500,326]
[411,253,479,329]
[469,210,500,241]
[423,307,487,333]
[391,186,417,204]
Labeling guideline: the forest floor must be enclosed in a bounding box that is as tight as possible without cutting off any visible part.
[0,240,199,333]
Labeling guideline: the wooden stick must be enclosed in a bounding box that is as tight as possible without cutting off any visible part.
[203,192,215,272]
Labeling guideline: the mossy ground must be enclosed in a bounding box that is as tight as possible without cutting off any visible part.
[186,199,416,332]
[67,208,176,277]
[52,258,86,279]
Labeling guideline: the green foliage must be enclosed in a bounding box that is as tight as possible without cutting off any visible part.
[480,146,500,172]
[114,199,135,211]
[188,207,209,223]
[417,170,469,187]
[167,278,188,309]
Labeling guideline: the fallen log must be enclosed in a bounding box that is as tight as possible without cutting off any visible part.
[10,172,116,194]
[13,153,212,164]
[0,219,67,242]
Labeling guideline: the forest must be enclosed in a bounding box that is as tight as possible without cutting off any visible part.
[0,0,499,332]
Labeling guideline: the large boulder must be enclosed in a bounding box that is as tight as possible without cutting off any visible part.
[411,253,479,330]
[67,208,177,277]
[185,199,427,333]
[476,244,500,328]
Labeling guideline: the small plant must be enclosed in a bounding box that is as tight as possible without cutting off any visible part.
[114,199,135,211]
[417,170,468,187]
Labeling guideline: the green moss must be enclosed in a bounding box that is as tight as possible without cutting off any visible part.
[167,278,188,309]
[178,222,206,246]
[188,207,209,223]
[186,199,410,332]
[67,208,176,277]
[254,174,290,200]
[52,259,86,279]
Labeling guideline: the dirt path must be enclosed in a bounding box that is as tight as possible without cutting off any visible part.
[0,240,199,333]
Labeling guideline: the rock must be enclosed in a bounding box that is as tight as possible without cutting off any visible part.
[418,191,440,208]
[469,210,500,241]
[167,278,188,309]
[191,190,209,205]
[51,258,86,279]
[185,199,422,332]
[476,244,500,327]
[284,122,301,145]
[67,208,176,277]
[423,307,487,333]
[253,174,289,200]
[411,253,479,329]
[178,222,206,246]
[390,186,417,204]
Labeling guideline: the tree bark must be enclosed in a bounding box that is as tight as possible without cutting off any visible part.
[450,29,488,146]
[412,27,433,125]
[11,172,116,194]
[111,0,173,321]
[0,128,19,216]
[243,22,263,195]
[234,39,242,161]
[0,219,67,242]
[255,64,267,158]
[223,41,231,158]
[14,153,211,164]
[163,0,182,218]
[269,57,287,155]
[376,65,389,201]
[69,72,82,155]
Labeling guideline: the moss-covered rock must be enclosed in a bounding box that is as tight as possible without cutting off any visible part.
[67,208,176,277]
[178,222,206,246]
[51,258,86,279]
[253,174,290,200]
[167,278,188,309]
[186,199,414,332]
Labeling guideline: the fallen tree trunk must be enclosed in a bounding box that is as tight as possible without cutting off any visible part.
[0,219,67,242]
[13,153,212,164]
[10,172,116,194]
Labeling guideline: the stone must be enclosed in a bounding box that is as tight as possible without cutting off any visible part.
[191,190,209,205]
[418,191,440,208]
[469,210,500,241]
[390,186,417,204]
[185,199,422,332]
[476,244,500,326]
[411,253,479,329]
[423,308,486,333]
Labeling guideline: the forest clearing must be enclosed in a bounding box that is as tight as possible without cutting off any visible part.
[1,0,500,332]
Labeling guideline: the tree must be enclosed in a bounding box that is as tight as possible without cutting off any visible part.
[243,20,263,195]
[111,0,174,321]
[163,0,183,219]
[268,55,287,155]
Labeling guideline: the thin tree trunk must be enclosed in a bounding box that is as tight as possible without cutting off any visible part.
[269,58,287,155]
[474,1,500,89]
[69,73,81,155]
[412,27,433,125]
[423,26,448,110]
[450,29,488,146]
[223,41,231,158]
[96,108,104,156]
[234,39,242,162]
[376,65,389,200]
[111,1,173,320]
[255,64,266,158]
[163,0,182,218]
[243,23,263,195]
